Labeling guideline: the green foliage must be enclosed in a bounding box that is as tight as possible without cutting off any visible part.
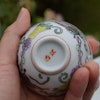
[61,0,100,40]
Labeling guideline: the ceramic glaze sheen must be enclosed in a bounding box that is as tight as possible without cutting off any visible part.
[18,20,93,96]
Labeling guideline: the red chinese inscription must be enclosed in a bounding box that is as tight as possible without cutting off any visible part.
[45,49,56,62]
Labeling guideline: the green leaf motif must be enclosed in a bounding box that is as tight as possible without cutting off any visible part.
[59,72,68,83]
[50,25,63,34]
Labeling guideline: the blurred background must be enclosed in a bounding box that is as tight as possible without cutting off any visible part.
[0,0,100,41]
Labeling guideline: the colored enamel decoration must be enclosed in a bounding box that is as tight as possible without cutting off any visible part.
[18,20,93,96]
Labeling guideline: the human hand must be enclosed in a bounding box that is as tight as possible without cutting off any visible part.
[0,8,99,100]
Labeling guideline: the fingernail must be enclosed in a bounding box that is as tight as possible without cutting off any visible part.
[17,7,25,20]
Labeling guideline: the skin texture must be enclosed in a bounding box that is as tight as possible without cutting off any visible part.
[0,8,99,100]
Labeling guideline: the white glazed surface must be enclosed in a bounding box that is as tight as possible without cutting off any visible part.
[18,20,93,96]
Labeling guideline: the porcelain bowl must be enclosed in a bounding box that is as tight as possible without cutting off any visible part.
[18,20,93,96]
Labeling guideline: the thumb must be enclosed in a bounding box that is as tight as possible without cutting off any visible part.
[0,7,31,64]
[0,8,30,100]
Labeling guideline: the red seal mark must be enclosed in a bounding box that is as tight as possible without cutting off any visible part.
[45,49,56,62]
